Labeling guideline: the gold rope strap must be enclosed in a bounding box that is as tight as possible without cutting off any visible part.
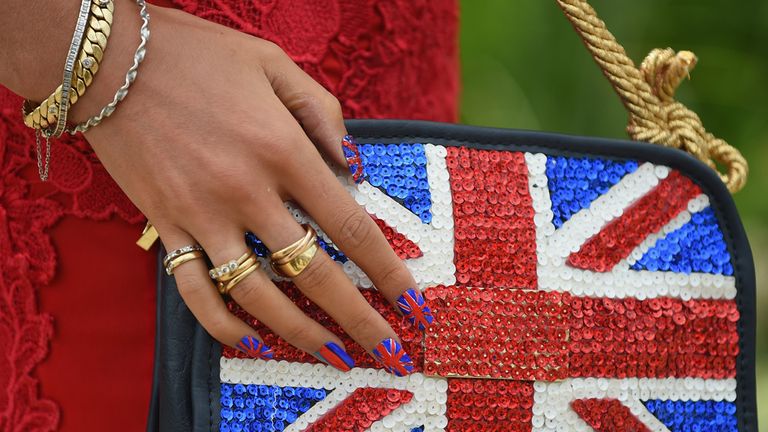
[555,0,748,193]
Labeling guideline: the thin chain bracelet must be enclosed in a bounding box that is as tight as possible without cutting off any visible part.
[69,0,150,134]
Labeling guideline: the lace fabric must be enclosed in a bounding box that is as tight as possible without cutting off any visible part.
[0,0,458,429]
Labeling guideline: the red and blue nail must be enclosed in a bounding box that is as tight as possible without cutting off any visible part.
[397,288,434,331]
[314,342,355,372]
[372,338,414,377]
[342,134,364,184]
[236,336,273,359]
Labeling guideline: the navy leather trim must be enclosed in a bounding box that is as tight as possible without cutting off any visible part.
[149,119,756,431]
[149,248,221,431]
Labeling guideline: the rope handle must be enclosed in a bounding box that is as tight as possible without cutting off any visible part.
[556,0,748,193]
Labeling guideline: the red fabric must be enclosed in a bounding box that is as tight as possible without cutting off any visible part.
[0,0,459,430]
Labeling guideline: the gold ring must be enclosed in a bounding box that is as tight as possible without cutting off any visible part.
[165,250,205,276]
[271,242,319,278]
[209,251,251,280]
[269,226,320,278]
[218,264,259,295]
[270,225,315,262]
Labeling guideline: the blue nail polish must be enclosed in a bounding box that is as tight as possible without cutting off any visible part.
[372,338,413,377]
[396,288,435,331]
[342,135,364,184]
[236,336,273,359]
[314,342,355,372]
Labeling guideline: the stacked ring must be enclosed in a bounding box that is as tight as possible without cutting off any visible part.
[210,251,259,295]
[270,225,320,278]
[163,244,205,276]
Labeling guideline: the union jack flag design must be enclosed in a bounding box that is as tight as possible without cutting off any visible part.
[220,142,744,432]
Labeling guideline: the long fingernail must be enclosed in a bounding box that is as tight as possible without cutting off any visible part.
[236,336,273,359]
[372,338,414,377]
[314,342,355,372]
[396,288,435,331]
[342,134,364,184]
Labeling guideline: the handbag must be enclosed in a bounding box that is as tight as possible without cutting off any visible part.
[146,1,756,431]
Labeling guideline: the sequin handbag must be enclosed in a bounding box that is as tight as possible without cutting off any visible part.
[147,118,756,431]
[146,2,756,431]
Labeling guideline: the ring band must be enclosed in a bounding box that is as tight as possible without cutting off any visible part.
[163,244,204,267]
[218,264,259,295]
[209,251,251,280]
[165,250,205,275]
[270,225,320,278]
[270,226,315,262]
[210,251,259,296]
[271,242,319,278]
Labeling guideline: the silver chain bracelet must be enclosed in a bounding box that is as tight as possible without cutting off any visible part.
[68,0,150,134]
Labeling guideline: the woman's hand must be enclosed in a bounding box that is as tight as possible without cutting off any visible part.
[69,1,431,374]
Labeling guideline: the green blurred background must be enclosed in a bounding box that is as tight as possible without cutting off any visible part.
[458,0,767,423]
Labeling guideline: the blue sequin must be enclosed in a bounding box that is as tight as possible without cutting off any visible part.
[644,399,738,432]
[220,384,328,432]
[631,207,733,275]
[410,426,425,432]
[359,143,432,224]
[545,156,638,228]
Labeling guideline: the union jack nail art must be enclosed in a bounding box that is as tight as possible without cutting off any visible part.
[236,336,273,359]
[372,338,414,377]
[342,134,364,184]
[314,342,355,372]
[396,288,435,331]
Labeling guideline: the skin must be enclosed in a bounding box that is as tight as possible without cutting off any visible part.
[0,1,419,366]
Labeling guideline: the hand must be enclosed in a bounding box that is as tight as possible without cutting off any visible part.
[72,2,432,374]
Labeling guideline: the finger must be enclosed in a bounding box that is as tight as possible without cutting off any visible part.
[191,224,356,372]
[259,42,350,171]
[290,150,435,333]
[155,224,273,359]
[249,197,415,376]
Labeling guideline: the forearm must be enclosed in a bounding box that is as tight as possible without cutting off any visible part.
[0,0,144,123]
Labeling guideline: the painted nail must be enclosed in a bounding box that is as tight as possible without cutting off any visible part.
[372,338,414,377]
[396,288,435,331]
[314,342,355,372]
[235,336,273,359]
[342,134,364,184]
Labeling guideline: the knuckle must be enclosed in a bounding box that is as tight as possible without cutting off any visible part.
[258,40,287,61]
[280,322,315,347]
[373,259,410,291]
[336,210,376,250]
[343,307,379,337]
[230,279,267,306]
[319,91,343,117]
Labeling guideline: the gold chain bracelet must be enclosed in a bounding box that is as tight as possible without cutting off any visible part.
[22,0,114,131]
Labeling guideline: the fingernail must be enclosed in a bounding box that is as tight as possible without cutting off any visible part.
[342,134,364,184]
[314,342,355,372]
[372,338,414,377]
[396,288,435,331]
[236,335,274,359]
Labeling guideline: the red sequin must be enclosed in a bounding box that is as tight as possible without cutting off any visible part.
[446,378,533,432]
[372,215,422,259]
[568,170,702,272]
[305,388,413,432]
[571,398,651,432]
[424,286,569,380]
[447,148,537,289]
[568,296,739,379]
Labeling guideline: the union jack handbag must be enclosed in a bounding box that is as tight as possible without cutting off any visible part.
[147,3,756,431]
[148,119,756,431]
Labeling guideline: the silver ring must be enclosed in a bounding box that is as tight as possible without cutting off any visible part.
[163,244,204,268]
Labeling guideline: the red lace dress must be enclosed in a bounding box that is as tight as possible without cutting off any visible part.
[0,1,458,430]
